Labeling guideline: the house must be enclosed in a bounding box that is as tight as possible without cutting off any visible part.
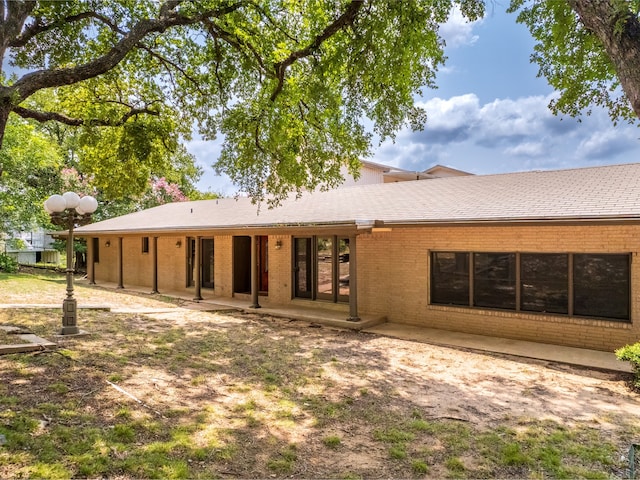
[74,163,640,352]
[3,230,60,265]
[341,161,472,186]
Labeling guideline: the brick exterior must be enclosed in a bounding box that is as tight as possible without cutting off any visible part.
[88,223,640,352]
[357,224,639,351]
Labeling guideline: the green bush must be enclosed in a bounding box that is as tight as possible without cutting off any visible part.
[0,253,18,273]
[615,343,640,387]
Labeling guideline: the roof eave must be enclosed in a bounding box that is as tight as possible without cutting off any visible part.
[73,219,374,237]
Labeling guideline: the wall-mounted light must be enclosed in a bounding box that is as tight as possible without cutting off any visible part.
[176,240,182,248]
[275,240,283,250]
[105,240,111,247]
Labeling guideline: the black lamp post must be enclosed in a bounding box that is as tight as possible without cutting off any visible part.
[44,192,98,335]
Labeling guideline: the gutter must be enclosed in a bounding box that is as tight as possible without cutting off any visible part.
[66,214,640,238]
[70,219,376,237]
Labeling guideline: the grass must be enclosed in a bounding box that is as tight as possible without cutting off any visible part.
[0,329,29,345]
[322,435,341,448]
[0,271,638,478]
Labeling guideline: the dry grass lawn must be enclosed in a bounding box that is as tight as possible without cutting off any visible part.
[1,270,640,479]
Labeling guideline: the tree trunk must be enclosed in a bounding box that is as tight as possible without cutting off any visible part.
[0,100,11,152]
[568,0,640,120]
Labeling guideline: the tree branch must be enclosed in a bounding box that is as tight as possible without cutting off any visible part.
[204,20,270,76]
[13,105,159,126]
[10,11,126,48]
[137,41,207,95]
[0,0,36,63]
[270,0,363,102]
[568,0,640,119]
[11,1,245,101]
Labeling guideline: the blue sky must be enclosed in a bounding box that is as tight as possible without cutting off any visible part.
[191,5,640,193]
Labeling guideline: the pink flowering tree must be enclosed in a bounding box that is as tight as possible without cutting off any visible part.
[143,177,188,209]
[60,167,94,197]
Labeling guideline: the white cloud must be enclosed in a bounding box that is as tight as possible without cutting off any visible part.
[420,94,481,130]
[476,95,559,144]
[504,141,547,158]
[372,92,640,174]
[411,94,480,144]
[439,6,482,48]
[576,129,639,160]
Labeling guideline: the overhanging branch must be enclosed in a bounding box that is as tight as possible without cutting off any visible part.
[13,105,159,126]
[10,11,127,48]
[11,1,245,101]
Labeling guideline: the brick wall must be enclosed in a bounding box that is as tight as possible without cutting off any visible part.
[157,236,187,291]
[357,224,640,351]
[214,235,232,297]
[267,235,292,305]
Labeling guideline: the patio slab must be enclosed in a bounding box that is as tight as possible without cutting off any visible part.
[0,325,57,355]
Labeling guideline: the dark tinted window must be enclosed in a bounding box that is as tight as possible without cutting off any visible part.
[574,254,629,320]
[431,252,469,306]
[474,253,516,309]
[521,254,568,314]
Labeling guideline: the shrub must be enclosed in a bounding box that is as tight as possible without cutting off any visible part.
[615,343,640,387]
[0,253,18,273]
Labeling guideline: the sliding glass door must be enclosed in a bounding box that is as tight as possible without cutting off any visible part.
[294,236,349,303]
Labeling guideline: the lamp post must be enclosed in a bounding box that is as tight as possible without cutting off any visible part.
[44,192,98,335]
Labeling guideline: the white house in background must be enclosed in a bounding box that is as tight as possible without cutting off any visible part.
[341,161,473,186]
[4,230,59,265]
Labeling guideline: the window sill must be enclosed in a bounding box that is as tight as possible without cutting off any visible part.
[427,303,632,328]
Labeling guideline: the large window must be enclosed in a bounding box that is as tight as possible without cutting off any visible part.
[520,254,568,314]
[430,251,630,322]
[474,253,516,309]
[574,254,629,320]
[294,236,350,303]
[431,252,469,305]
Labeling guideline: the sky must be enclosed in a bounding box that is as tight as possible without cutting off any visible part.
[191,5,640,194]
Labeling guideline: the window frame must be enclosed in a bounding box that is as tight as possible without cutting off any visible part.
[429,250,631,323]
[142,236,150,254]
[520,253,569,315]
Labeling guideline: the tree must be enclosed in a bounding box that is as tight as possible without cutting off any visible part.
[0,0,485,204]
[0,117,63,233]
[29,80,202,200]
[509,0,640,124]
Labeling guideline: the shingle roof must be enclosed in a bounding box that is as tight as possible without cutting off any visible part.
[75,162,640,234]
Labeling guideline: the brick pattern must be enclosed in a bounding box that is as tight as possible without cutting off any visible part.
[357,225,640,351]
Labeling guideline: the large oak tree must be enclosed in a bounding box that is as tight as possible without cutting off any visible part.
[1,0,640,204]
